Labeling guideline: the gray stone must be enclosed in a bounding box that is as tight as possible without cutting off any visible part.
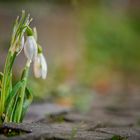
[128,135,140,140]
[0,122,114,140]
[24,103,71,123]
[96,127,140,138]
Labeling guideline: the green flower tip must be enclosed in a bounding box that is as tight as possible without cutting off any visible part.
[26,27,33,36]
[38,45,42,54]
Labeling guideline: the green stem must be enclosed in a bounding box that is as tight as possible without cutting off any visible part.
[0,50,16,121]
[16,61,30,123]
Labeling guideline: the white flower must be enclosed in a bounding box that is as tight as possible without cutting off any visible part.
[24,36,37,61]
[34,53,47,79]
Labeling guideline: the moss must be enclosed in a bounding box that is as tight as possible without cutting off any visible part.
[111,135,128,140]
[0,126,30,137]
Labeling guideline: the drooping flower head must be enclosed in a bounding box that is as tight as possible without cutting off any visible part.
[24,36,37,62]
[34,45,47,79]
[24,27,37,62]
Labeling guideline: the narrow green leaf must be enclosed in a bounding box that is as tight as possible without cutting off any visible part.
[12,96,21,122]
[20,87,33,122]
[4,80,24,122]
[5,73,12,102]
[0,72,3,89]
[5,80,24,108]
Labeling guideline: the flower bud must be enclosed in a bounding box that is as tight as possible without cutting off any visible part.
[34,53,47,79]
[24,36,37,61]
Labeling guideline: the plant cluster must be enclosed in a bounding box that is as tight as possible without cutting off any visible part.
[0,11,47,124]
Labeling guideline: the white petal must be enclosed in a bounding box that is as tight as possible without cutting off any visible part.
[40,54,47,79]
[34,56,41,78]
[33,42,38,61]
[24,36,37,61]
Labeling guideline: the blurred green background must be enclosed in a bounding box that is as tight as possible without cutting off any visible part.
[0,0,140,112]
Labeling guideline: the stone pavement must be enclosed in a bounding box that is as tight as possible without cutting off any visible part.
[0,92,140,140]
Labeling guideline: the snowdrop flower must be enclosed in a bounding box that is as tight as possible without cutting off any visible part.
[24,36,37,62]
[34,52,47,79]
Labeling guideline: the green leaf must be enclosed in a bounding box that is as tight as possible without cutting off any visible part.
[0,72,3,99]
[5,73,12,102]
[4,80,24,122]
[6,80,24,109]
[20,87,33,122]
[0,72,3,89]
[12,96,21,122]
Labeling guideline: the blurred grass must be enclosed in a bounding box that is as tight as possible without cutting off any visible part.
[77,3,140,91]
[0,0,140,112]
[27,1,140,110]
